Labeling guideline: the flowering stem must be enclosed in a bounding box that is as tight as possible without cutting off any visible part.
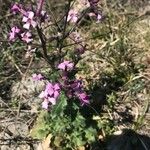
[36,25,50,65]
[63,0,71,37]
[47,0,61,32]
[36,0,44,16]
[64,7,90,39]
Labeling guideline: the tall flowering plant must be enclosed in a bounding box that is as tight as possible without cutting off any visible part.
[9,0,101,149]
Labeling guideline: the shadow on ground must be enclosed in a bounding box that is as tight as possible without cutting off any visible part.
[106,129,150,150]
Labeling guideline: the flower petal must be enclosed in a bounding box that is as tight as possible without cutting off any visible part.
[22,16,28,22]
[31,20,37,28]
[23,23,30,29]
[48,97,56,105]
[42,100,49,109]
[28,11,34,19]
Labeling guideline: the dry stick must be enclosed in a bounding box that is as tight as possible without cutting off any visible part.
[8,55,23,76]
[0,108,39,114]
[0,138,39,144]
[46,31,110,49]
[0,99,16,116]
[46,5,90,47]
[22,56,34,80]
[0,13,13,21]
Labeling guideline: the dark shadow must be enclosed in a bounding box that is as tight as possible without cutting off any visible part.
[106,129,150,150]
[89,72,125,112]
[88,129,150,150]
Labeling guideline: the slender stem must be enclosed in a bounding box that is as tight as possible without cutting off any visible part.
[63,7,90,40]
[57,0,72,59]
[36,25,50,65]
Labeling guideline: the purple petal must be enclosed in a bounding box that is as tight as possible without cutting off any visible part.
[23,23,30,29]
[77,92,90,105]
[53,91,59,99]
[54,83,60,90]
[42,100,49,109]
[22,16,28,22]
[11,3,22,14]
[32,73,44,81]
[58,63,66,70]
[28,11,34,19]
[31,20,37,28]
[39,91,46,98]
[48,97,56,105]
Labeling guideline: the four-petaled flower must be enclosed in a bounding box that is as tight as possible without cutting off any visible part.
[67,9,78,23]
[21,32,33,43]
[32,73,44,81]
[22,11,37,29]
[9,26,20,41]
[39,82,61,109]
[11,3,27,15]
[58,61,74,71]
[11,3,22,14]
[77,92,90,105]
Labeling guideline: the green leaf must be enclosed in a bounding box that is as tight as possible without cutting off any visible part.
[51,92,67,117]
[85,127,97,143]
[30,111,49,139]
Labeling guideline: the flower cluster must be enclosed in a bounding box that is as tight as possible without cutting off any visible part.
[32,60,89,109]
[10,1,97,110]
[67,0,101,23]
[58,61,74,71]
[32,73,44,81]
[65,79,90,105]
[67,9,78,23]
[39,82,61,109]
[9,26,20,41]
[9,1,46,43]
[58,60,90,106]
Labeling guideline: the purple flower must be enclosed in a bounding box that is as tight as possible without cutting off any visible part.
[21,32,33,43]
[11,3,27,15]
[32,73,44,81]
[39,82,61,108]
[70,80,82,92]
[67,9,78,23]
[77,92,90,105]
[40,11,48,22]
[96,14,102,22]
[22,11,37,29]
[48,97,56,105]
[11,3,22,14]
[64,79,90,105]
[58,61,74,71]
[45,83,60,98]
[88,12,102,22]
[9,26,20,41]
